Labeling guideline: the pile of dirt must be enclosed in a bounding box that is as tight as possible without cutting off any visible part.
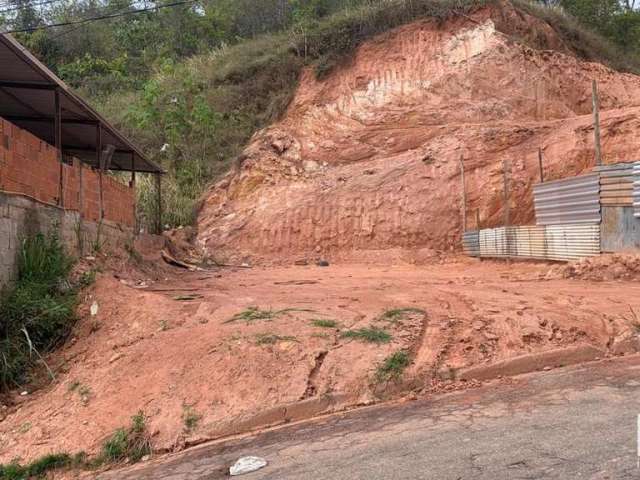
[552,254,640,281]
[197,2,640,264]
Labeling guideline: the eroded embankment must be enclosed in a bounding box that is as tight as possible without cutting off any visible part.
[197,4,640,264]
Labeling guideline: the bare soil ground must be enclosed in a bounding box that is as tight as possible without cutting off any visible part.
[2,256,640,463]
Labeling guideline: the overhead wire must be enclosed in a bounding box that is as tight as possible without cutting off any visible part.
[0,0,69,15]
[2,0,199,33]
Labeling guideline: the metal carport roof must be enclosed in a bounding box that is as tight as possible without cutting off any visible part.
[0,33,163,174]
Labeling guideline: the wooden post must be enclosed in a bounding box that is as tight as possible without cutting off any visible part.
[592,80,602,166]
[54,88,63,206]
[503,159,511,263]
[475,209,480,231]
[538,148,544,183]
[459,155,467,233]
[78,160,84,254]
[503,159,510,229]
[130,153,136,187]
[96,124,103,221]
[130,153,137,233]
[155,173,162,234]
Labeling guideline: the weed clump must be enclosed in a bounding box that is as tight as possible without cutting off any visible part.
[226,306,314,323]
[379,308,426,323]
[182,406,202,432]
[311,319,338,328]
[341,327,392,344]
[0,232,78,391]
[226,307,278,323]
[0,453,81,479]
[375,351,411,383]
[0,412,151,477]
[101,411,151,463]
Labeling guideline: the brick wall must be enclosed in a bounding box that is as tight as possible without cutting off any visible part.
[0,117,135,227]
[0,192,134,289]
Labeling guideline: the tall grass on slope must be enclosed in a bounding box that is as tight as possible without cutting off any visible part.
[512,0,640,74]
[0,232,77,391]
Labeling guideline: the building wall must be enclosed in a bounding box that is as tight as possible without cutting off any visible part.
[0,117,135,227]
[0,191,132,289]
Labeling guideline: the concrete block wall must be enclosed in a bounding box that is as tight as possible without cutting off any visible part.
[0,117,135,227]
[0,191,133,289]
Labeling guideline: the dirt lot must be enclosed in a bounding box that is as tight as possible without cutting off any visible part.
[2,255,640,463]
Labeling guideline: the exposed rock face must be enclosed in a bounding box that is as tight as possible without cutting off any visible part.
[198,3,640,263]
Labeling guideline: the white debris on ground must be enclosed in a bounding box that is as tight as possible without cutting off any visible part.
[229,456,268,476]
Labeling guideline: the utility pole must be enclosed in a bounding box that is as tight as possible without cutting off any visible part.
[592,80,602,166]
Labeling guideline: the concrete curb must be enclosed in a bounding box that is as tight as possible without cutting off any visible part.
[451,345,606,382]
[185,393,359,449]
[183,343,638,451]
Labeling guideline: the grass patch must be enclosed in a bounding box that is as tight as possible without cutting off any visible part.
[100,411,151,463]
[375,350,411,383]
[311,319,338,328]
[0,412,151,477]
[0,231,78,391]
[226,307,279,323]
[226,307,314,323]
[379,307,426,323]
[341,327,392,344]
[182,406,202,432]
[255,333,299,345]
[0,453,86,480]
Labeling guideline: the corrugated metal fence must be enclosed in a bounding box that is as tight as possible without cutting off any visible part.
[595,163,634,207]
[462,231,480,257]
[633,163,640,218]
[465,225,600,262]
[533,173,601,226]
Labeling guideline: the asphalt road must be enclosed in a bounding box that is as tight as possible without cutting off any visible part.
[99,355,640,479]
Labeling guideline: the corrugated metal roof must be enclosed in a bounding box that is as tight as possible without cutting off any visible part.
[533,174,600,226]
[472,224,600,262]
[0,33,163,174]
